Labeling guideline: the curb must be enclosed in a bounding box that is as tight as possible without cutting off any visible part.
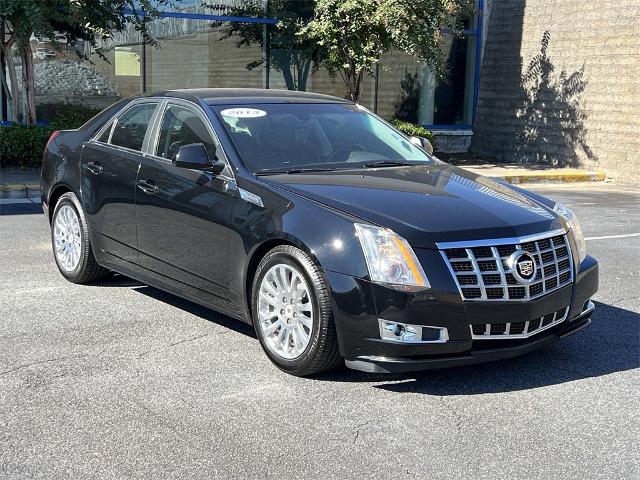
[481,171,607,185]
[0,183,41,200]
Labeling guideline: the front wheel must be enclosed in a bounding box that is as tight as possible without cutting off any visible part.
[251,245,342,376]
[51,192,109,284]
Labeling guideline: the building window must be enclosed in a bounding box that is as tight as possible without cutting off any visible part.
[377,2,482,129]
[418,34,477,126]
[8,0,482,132]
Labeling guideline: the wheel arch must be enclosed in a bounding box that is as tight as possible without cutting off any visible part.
[47,183,77,224]
[243,233,322,322]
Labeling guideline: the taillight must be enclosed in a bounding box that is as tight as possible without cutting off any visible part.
[42,130,60,175]
[46,130,60,148]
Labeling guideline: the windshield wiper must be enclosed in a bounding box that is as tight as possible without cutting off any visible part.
[255,167,336,176]
[362,160,418,168]
[286,167,337,174]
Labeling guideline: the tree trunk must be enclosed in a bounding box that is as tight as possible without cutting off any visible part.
[353,70,364,103]
[273,49,295,90]
[281,58,295,90]
[19,41,36,125]
[5,48,19,122]
[344,67,364,103]
[0,23,19,122]
[297,59,311,91]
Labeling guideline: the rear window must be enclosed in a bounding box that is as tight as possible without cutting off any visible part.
[110,103,157,151]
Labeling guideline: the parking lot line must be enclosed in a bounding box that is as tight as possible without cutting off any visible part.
[585,233,640,241]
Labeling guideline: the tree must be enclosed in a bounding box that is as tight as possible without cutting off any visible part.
[0,1,173,124]
[0,0,44,124]
[300,0,472,102]
[209,0,321,91]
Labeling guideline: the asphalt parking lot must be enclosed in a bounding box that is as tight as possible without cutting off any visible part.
[1,183,638,479]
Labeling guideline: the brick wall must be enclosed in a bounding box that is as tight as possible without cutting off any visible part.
[472,0,640,184]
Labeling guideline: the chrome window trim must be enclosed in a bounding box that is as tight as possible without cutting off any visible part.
[143,98,167,155]
[93,118,116,145]
[147,98,236,183]
[439,229,574,302]
[88,99,160,155]
[436,228,567,249]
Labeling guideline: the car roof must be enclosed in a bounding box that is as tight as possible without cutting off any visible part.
[140,88,351,105]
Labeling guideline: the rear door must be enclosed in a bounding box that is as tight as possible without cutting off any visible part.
[135,100,237,305]
[80,101,159,263]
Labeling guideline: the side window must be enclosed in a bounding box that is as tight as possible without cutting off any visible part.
[96,121,113,143]
[156,104,217,161]
[110,103,157,151]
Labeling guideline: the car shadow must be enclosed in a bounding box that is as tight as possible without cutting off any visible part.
[106,278,638,393]
[87,274,145,288]
[0,203,43,216]
[314,301,639,394]
[131,284,256,339]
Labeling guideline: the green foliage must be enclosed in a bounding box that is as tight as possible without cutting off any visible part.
[0,125,53,169]
[390,119,436,146]
[48,104,101,131]
[0,0,176,52]
[300,0,472,101]
[0,103,98,169]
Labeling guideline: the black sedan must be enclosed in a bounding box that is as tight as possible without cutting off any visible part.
[41,89,598,376]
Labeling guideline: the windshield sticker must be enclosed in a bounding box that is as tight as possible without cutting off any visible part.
[220,108,267,118]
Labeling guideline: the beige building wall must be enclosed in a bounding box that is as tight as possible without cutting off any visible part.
[473,0,640,184]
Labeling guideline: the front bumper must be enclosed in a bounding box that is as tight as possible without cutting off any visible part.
[327,254,598,374]
[345,304,593,373]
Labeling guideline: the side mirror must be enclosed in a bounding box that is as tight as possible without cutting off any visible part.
[173,143,225,174]
[409,136,434,155]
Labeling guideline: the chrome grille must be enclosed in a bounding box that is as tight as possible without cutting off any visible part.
[438,229,574,301]
[470,307,569,339]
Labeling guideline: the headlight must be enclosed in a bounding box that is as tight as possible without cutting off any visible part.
[553,203,586,262]
[354,223,430,291]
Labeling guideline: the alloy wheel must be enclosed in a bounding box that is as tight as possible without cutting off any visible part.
[257,263,314,359]
[53,204,82,272]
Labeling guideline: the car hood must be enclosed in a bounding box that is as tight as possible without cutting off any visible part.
[259,164,563,248]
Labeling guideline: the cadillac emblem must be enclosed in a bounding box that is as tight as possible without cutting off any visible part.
[507,251,537,284]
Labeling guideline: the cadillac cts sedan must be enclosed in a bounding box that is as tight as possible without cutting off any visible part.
[41,89,598,376]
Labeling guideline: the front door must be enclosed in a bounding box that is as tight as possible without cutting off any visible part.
[135,102,236,305]
[80,101,158,262]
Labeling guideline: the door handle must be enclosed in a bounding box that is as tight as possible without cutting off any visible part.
[86,161,103,175]
[137,179,159,194]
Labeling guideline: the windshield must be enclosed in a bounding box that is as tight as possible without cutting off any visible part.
[212,103,434,174]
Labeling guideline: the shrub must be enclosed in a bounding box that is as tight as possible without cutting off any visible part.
[0,104,99,169]
[48,104,101,130]
[0,125,54,169]
[390,119,436,147]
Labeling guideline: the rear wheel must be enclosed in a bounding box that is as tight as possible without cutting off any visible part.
[51,192,109,284]
[251,245,342,376]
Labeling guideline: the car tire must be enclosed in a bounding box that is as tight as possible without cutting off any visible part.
[51,192,109,284]
[251,245,342,376]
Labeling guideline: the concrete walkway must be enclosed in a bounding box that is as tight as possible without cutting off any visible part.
[0,163,608,200]
[460,163,606,185]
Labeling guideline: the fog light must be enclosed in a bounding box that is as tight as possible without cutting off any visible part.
[379,319,448,344]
